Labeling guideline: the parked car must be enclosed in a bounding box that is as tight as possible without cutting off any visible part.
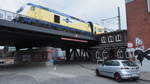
[96,59,140,81]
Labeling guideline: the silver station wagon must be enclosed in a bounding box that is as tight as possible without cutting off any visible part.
[96,60,140,81]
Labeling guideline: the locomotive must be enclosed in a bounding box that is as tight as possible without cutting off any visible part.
[16,3,104,35]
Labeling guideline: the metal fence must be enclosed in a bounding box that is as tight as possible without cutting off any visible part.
[0,9,19,21]
[0,9,56,29]
[0,9,37,22]
[0,9,51,29]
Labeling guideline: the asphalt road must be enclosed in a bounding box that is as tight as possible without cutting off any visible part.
[0,62,149,84]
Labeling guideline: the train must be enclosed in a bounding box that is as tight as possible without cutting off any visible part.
[15,3,104,35]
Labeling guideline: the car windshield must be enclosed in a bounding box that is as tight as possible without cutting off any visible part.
[122,61,137,66]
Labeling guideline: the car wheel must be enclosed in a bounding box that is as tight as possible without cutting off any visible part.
[114,73,122,82]
[96,69,100,76]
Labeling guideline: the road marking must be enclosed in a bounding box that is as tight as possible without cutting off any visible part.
[48,72,77,78]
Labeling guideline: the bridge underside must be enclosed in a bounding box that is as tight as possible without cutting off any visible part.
[64,48,96,62]
[0,20,97,48]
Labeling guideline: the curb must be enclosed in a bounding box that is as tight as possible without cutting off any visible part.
[80,64,150,82]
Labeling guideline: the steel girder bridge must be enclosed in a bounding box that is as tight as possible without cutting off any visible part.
[0,9,98,62]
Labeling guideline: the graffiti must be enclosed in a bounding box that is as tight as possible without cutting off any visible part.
[127,37,149,66]
[134,49,150,66]
[135,37,144,50]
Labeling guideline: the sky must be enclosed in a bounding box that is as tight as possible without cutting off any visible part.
[0,0,127,31]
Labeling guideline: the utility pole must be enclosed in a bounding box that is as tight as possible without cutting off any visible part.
[118,6,121,30]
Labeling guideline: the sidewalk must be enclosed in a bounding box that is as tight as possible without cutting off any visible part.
[80,63,150,82]
[140,72,150,81]
[138,59,150,81]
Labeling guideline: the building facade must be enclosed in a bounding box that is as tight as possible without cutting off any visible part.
[126,0,150,50]
[95,30,127,62]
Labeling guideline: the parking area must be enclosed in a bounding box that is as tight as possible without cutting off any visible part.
[0,62,150,84]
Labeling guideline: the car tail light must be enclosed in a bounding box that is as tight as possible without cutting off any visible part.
[121,67,129,69]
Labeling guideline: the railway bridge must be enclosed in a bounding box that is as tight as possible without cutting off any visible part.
[0,9,98,62]
[0,9,128,62]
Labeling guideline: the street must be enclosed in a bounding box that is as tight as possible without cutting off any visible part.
[0,62,149,84]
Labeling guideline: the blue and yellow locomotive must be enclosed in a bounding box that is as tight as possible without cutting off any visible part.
[16,3,104,35]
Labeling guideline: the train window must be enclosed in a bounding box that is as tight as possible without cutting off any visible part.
[54,15,60,23]
[31,6,35,11]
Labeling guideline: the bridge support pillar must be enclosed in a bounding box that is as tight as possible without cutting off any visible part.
[65,48,93,62]
[65,48,71,61]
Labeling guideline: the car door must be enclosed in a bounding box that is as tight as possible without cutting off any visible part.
[104,61,116,77]
[100,60,112,77]
[97,65,105,76]
[108,61,121,77]
[97,62,107,76]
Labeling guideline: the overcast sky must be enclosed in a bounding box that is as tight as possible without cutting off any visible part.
[0,0,127,30]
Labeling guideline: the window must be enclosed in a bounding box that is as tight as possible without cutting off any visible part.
[112,61,120,66]
[102,50,108,60]
[104,61,112,66]
[117,49,124,58]
[101,36,106,43]
[54,15,60,23]
[125,51,130,58]
[147,0,150,13]
[116,34,121,42]
[104,61,120,66]
[108,36,114,42]
[122,61,137,66]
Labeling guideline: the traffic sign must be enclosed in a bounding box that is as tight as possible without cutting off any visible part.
[128,42,133,48]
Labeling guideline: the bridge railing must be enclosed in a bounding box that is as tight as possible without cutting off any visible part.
[0,9,60,28]
[0,9,37,23]
[0,9,56,29]
[0,9,18,21]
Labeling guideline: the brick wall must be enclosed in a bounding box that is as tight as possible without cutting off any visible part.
[126,0,150,49]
